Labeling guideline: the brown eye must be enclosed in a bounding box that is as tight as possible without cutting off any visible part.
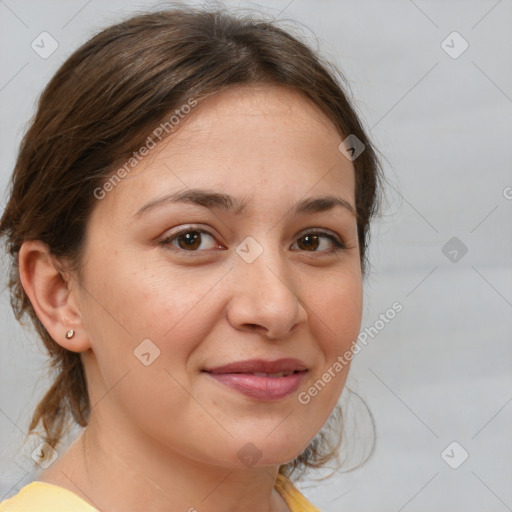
[293,231,345,253]
[297,234,320,251]
[176,231,203,250]
[161,228,219,252]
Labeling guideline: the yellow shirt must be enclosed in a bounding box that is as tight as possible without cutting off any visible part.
[0,473,321,511]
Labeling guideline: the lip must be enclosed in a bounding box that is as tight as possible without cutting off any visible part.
[204,358,308,374]
[202,358,308,401]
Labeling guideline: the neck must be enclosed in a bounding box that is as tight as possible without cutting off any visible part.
[40,411,290,512]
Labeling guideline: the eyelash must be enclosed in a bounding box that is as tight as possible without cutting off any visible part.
[159,225,345,255]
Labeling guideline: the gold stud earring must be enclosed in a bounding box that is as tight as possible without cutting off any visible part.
[65,329,75,339]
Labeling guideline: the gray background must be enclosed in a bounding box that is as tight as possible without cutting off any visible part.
[1,1,511,511]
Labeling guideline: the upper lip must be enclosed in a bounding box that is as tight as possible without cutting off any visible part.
[203,358,308,374]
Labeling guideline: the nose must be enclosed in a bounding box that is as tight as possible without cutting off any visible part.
[226,246,308,340]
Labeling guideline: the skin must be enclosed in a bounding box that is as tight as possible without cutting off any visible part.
[19,84,363,512]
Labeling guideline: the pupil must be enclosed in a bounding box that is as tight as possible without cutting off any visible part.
[179,231,200,250]
[300,234,319,251]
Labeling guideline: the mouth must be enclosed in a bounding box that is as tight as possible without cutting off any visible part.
[231,371,301,377]
[202,358,308,401]
[203,357,308,375]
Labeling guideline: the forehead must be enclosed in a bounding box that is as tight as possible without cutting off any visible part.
[94,85,355,220]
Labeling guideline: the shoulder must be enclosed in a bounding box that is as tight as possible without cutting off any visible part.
[274,473,323,512]
[0,481,98,512]
[2,476,321,512]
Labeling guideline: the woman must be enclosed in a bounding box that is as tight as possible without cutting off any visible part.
[0,5,383,511]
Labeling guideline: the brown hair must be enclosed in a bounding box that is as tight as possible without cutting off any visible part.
[0,4,383,480]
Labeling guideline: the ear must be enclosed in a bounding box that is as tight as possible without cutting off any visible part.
[18,240,91,353]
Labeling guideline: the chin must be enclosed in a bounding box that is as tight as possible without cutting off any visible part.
[223,434,310,470]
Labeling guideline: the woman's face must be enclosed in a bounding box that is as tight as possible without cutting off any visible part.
[76,85,363,468]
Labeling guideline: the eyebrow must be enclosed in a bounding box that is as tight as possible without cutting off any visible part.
[134,188,356,218]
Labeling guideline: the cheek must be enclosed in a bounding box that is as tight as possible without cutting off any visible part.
[299,271,362,409]
[78,254,218,428]
[310,270,363,353]
[79,250,223,368]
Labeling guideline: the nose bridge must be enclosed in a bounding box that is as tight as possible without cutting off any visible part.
[227,234,306,338]
[238,232,290,289]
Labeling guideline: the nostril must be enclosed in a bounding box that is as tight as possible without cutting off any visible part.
[242,324,277,339]
[243,323,264,332]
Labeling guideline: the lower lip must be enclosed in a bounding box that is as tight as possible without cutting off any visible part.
[205,372,307,401]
